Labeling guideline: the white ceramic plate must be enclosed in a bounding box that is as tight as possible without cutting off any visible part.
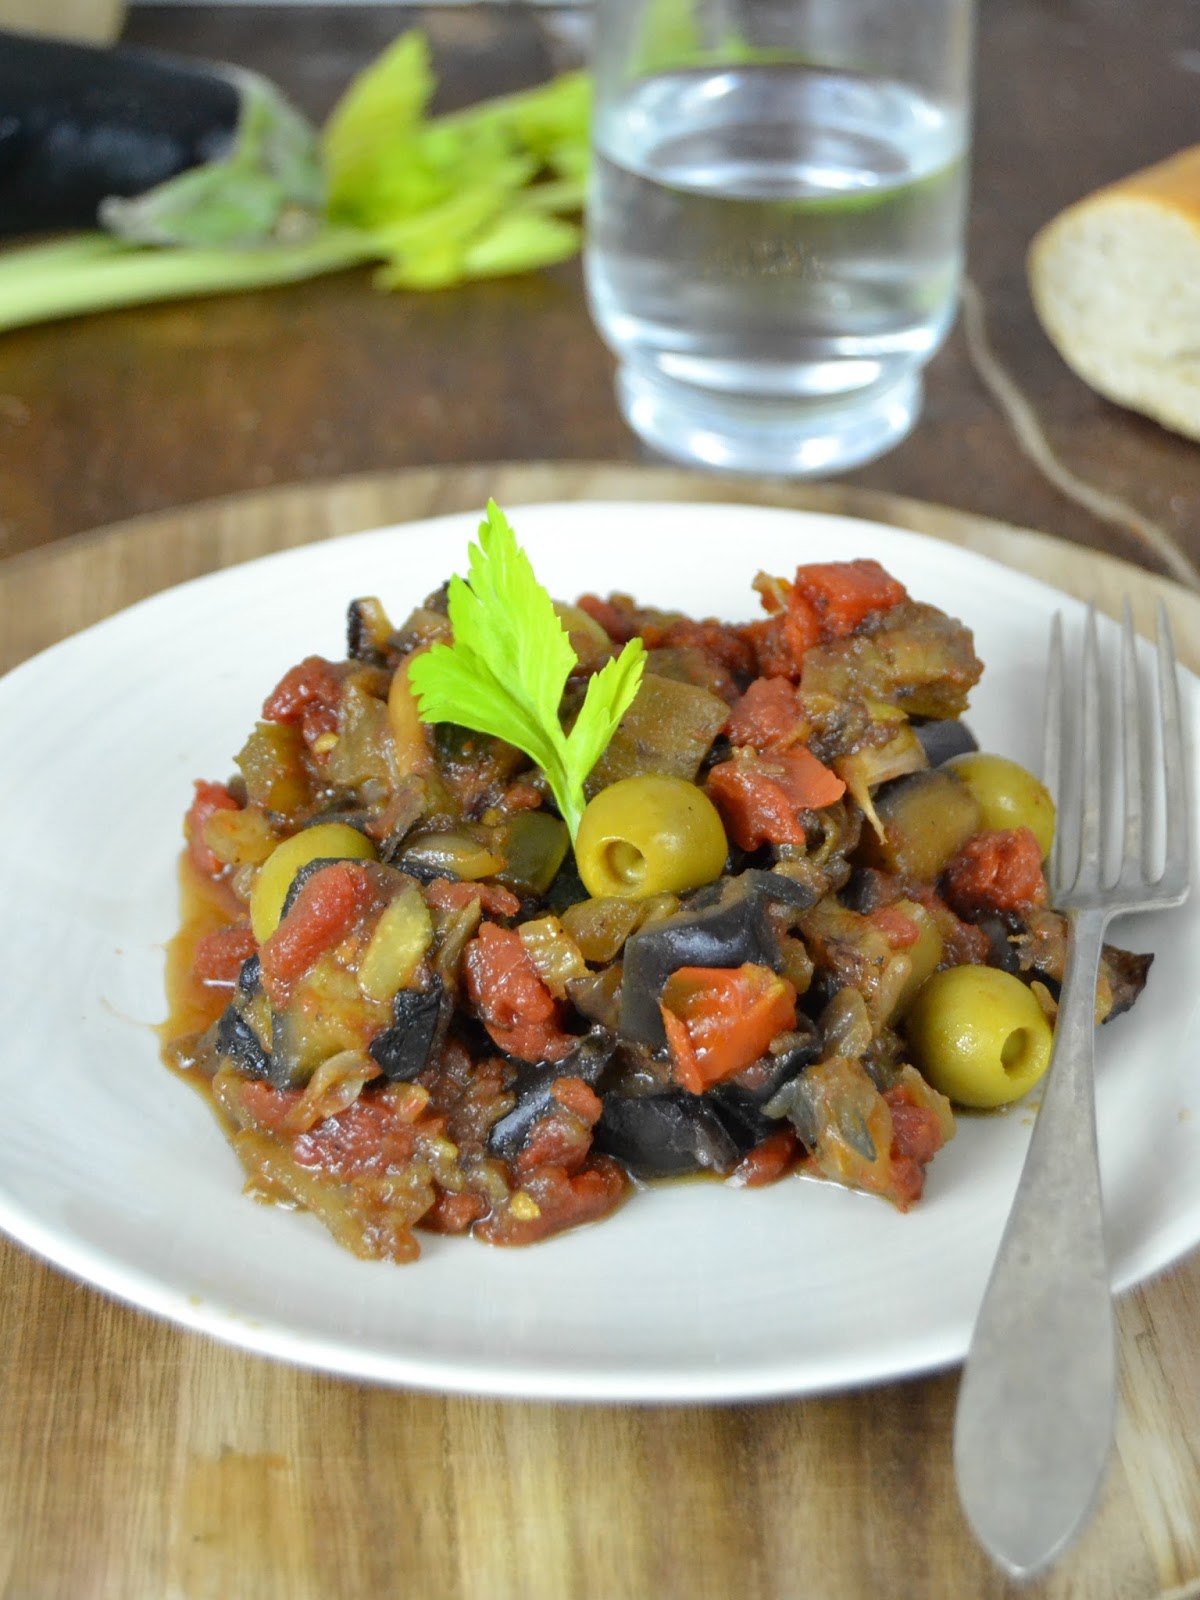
[2,501,1198,1403]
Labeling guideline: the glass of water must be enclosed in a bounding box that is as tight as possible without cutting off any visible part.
[584,0,976,476]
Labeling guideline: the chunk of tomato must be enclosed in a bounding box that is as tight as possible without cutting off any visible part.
[792,558,908,642]
[660,963,798,1093]
[192,920,258,987]
[262,655,344,746]
[725,675,805,752]
[259,860,372,1003]
[942,826,1049,917]
[706,747,846,850]
[184,780,240,879]
[463,922,576,1063]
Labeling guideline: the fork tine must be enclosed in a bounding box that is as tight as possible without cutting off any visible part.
[1156,601,1191,900]
[1119,600,1146,885]
[1043,612,1065,889]
[1076,605,1104,892]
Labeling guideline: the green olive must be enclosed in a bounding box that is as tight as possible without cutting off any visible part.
[942,752,1056,859]
[903,966,1053,1108]
[250,821,377,944]
[574,776,728,899]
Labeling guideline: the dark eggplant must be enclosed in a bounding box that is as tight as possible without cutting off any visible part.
[619,869,817,1049]
[235,950,261,999]
[975,913,1022,975]
[368,978,447,1082]
[592,1090,743,1178]
[0,29,321,244]
[212,952,272,1079]
[707,1024,821,1147]
[487,1031,614,1162]
[1100,946,1154,1020]
[346,597,395,667]
[914,717,978,766]
[215,1002,271,1081]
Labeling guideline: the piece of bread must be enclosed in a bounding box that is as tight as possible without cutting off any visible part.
[1028,146,1200,441]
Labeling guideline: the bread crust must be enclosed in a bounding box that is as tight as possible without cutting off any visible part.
[1028,145,1200,441]
[1074,145,1200,223]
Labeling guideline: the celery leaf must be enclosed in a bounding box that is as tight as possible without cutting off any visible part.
[406,503,645,837]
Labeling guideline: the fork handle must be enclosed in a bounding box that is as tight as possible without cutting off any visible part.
[953,906,1117,1579]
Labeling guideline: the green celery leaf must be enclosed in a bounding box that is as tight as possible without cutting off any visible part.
[406,502,644,837]
[453,504,578,735]
[564,639,648,788]
[407,642,561,778]
[462,213,581,278]
[324,30,436,222]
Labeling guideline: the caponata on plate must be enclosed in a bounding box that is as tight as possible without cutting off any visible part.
[161,503,1152,1264]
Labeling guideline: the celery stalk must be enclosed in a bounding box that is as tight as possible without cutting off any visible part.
[0,29,592,334]
[0,229,378,334]
[0,235,129,281]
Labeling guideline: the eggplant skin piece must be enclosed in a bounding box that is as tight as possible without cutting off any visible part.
[0,30,243,236]
[215,1002,271,1081]
[487,1031,614,1162]
[913,718,978,767]
[593,1091,743,1179]
[620,869,817,1050]
[708,1025,821,1148]
[369,980,447,1083]
[213,953,271,1079]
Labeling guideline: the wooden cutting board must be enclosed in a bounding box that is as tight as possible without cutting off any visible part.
[2,463,1199,1600]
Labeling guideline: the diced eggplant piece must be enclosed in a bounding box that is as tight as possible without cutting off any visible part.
[619,869,817,1049]
[235,951,262,1000]
[976,914,1022,975]
[593,1090,742,1178]
[544,854,591,916]
[840,868,896,915]
[1101,946,1153,1020]
[1010,907,1152,1022]
[346,597,395,666]
[914,718,978,766]
[495,810,571,898]
[398,829,505,883]
[368,978,447,1082]
[214,953,292,1094]
[708,1024,821,1147]
[215,1002,271,1080]
[801,602,983,720]
[487,1031,614,1161]
[214,953,274,1081]
[860,769,983,881]
[586,673,730,792]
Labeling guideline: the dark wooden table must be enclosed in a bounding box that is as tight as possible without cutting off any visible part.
[1,0,1198,576]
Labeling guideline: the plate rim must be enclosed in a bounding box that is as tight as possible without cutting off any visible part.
[1,496,1197,1403]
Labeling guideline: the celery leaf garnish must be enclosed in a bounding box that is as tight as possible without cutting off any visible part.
[406,502,645,838]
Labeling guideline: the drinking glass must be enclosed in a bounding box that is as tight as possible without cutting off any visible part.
[584,0,977,476]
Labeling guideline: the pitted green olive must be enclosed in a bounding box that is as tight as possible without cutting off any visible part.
[250,822,377,944]
[942,752,1056,859]
[903,965,1052,1108]
[574,776,728,899]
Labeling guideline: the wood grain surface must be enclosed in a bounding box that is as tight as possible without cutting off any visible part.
[2,463,1200,1600]
[2,2,1200,586]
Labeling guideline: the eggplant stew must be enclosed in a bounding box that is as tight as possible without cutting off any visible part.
[162,514,1151,1263]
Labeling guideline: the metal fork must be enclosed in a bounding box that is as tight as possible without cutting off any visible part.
[954,600,1191,1579]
